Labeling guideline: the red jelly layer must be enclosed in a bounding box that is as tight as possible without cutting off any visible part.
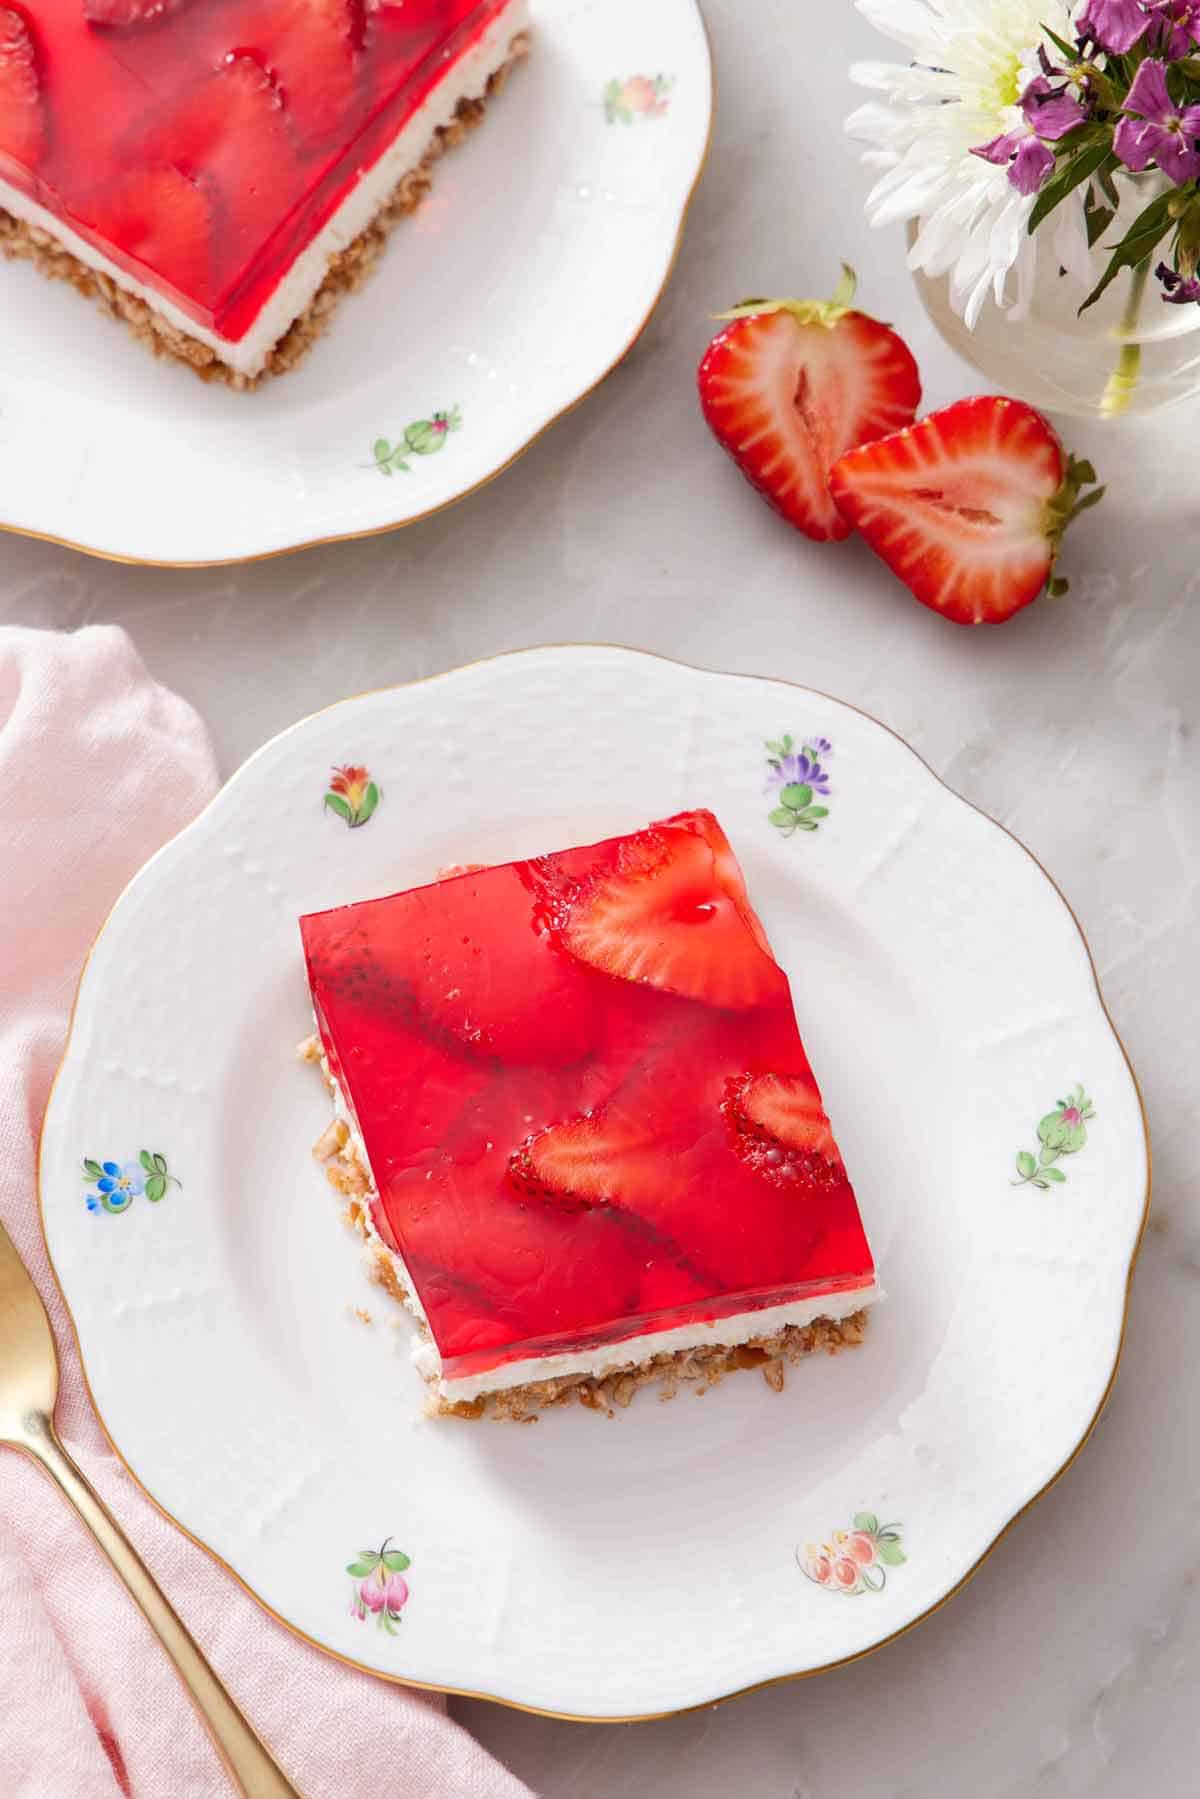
[300,810,874,1383]
[0,0,514,341]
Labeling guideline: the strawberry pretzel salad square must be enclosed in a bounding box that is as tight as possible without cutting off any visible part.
[299,810,879,1421]
[0,0,529,386]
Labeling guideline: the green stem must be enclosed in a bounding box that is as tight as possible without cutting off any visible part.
[1101,255,1151,418]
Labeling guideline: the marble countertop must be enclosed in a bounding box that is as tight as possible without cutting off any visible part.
[2,2,1196,1793]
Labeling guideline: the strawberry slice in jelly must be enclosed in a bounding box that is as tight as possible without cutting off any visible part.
[300,809,876,1389]
[0,7,44,173]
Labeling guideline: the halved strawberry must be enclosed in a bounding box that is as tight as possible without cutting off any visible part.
[735,1072,839,1165]
[828,396,1104,626]
[73,166,212,301]
[84,0,189,26]
[0,7,44,172]
[697,266,920,543]
[562,812,786,1012]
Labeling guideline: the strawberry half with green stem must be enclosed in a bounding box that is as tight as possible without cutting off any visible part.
[697,265,921,543]
[828,396,1104,626]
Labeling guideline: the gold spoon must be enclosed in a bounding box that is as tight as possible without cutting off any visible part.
[0,1214,303,1798]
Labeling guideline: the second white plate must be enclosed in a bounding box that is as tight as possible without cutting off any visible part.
[0,0,710,565]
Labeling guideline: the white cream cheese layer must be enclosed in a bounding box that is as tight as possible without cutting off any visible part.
[321,1055,880,1404]
[0,0,529,377]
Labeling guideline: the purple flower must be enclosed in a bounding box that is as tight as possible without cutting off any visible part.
[972,73,1088,197]
[1115,58,1200,185]
[809,737,832,756]
[1076,0,1152,53]
[973,128,1056,195]
[1021,74,1088,142]
[767,749,832,796]
[1146,0,1200,56]
[1157,259,1200,300]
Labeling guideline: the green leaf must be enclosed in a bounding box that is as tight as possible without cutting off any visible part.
[386,449,410,473]
[139,1150,155,1173]
[1097,161,1120,208]
[1084,188,1116,250]
[1016,1150,1037,1180]
[324,793,353,823]
[1042,1165,1068,1183]
[877,1540,907,1567]
[372,438,391,464]
[144,1175,166,1203]
[768,807,795,829]
[346,1556,379,1577]
[1067,484,1106,523]
[83,1158,103,1179]
[804,806,830,820]
[764,739,787,758]
[152,1154,168,1175]
[780,783,813,811]
[356,782,380,825]
[1079,194,1174,314]
[852,1512,879,1535]
[1034,1178,1050,1190]
[1038,1146,1060,1166]
[794,818,819,831]
[1041,22,1077,59]
[1029,143,1117,236]
[382,1549,411,1572]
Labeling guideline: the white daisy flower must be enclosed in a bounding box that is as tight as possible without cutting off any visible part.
[847,0,1082,327]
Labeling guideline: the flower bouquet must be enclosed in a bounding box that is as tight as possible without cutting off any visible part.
[850,0,1200,414]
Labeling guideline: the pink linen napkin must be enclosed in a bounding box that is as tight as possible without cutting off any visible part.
[0,626,534,1799]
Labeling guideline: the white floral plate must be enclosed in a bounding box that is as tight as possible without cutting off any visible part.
[39,647,1148,1720]
[0,1,709,568]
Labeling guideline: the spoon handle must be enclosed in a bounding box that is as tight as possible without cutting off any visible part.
[23,1417,303,1799]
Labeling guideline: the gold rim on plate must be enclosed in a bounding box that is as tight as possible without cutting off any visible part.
[0,10,716,571]
[36,646,1152,1723]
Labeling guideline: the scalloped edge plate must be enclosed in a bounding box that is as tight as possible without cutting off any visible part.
[40,646,1149,1719]
[0,1,710,566]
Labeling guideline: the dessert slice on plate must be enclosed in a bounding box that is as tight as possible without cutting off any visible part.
[0,0,529,386]
[299,809,879,1419]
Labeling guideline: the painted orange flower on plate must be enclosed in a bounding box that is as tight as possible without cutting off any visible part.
[324,765,381,829]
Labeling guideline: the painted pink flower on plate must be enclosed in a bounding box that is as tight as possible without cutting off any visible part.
[604,74,671,124]
[799,1513,906,1596]
[346,1538,411,1633]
